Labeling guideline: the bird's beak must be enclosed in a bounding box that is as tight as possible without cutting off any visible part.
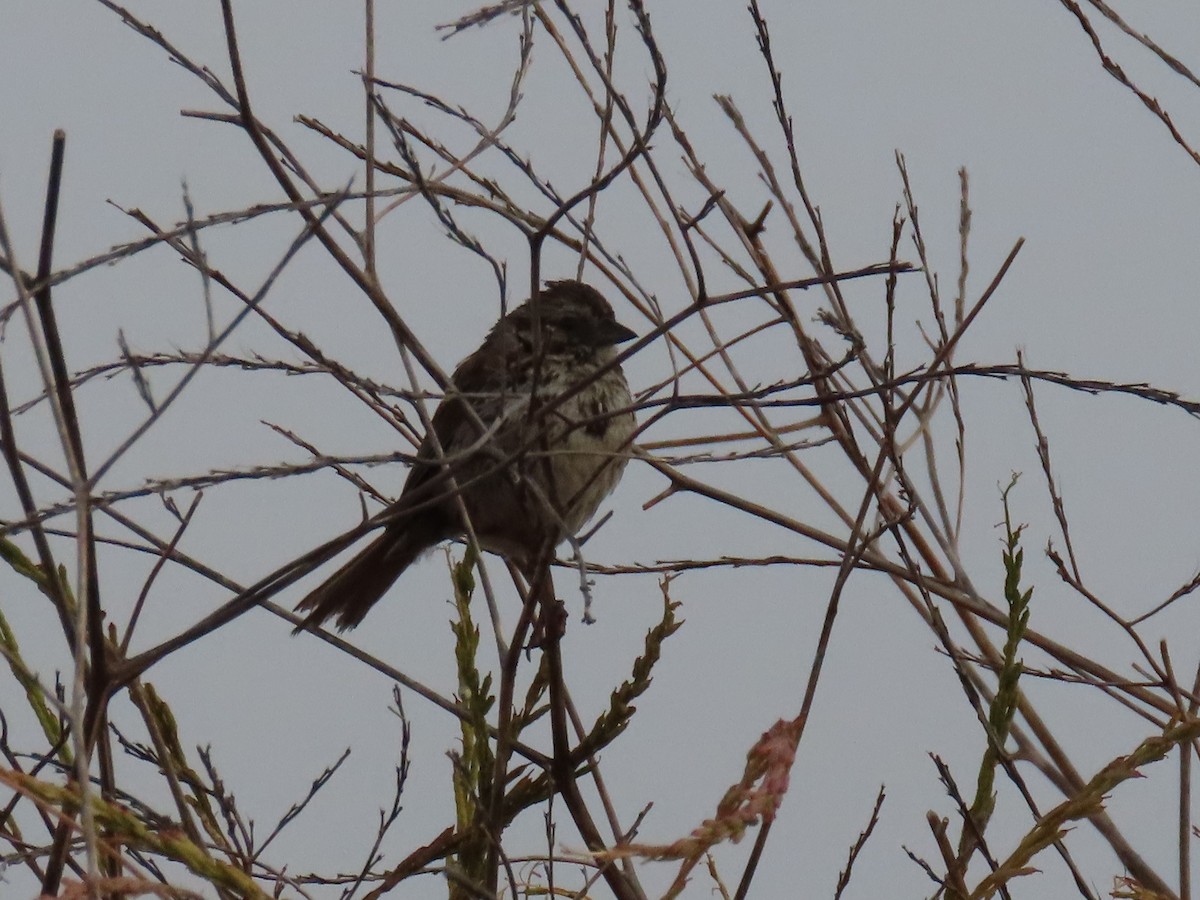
[599,320,638,345]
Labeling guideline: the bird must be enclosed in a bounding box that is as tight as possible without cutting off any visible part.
[294,280,638,631]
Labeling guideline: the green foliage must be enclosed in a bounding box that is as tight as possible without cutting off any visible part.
[0,538,70,763]
[972,717,1200,900]
[447,548,495,888]
[128,680,233,855]
[0,769,270,898]
[962,475,1033,855]
[574,583,683,763]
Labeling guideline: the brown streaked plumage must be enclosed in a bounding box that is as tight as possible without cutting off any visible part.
[295,281,637,631]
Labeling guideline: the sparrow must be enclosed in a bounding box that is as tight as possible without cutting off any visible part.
[295,280,637,631]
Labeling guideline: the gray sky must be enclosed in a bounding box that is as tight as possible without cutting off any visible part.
[3,2,1200,897]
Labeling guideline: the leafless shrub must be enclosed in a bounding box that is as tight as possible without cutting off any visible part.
[2,2,1199,899]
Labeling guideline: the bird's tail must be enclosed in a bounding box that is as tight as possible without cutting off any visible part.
[293,519,445,632]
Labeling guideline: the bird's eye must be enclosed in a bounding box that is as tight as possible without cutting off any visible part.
[558,315,588,335]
